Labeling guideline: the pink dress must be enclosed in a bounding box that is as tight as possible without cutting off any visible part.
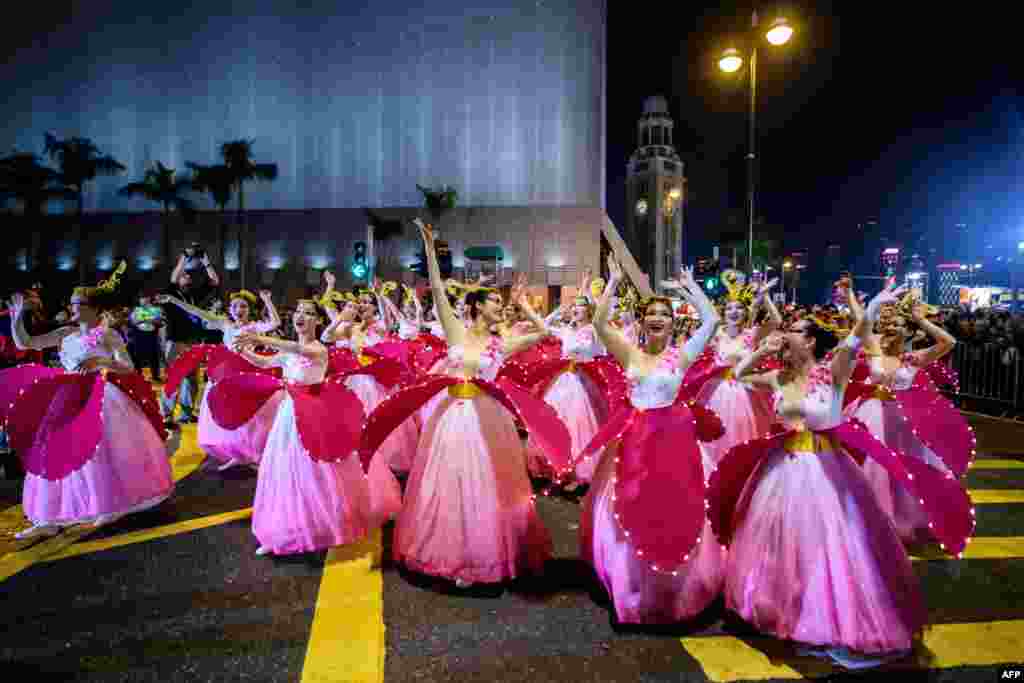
[526,325,609,483]
[845,355,963,544]
[694,330,774,465]
[393,337,552,583]
[580,349,725,623]
[722,369,925,655]
[21,331,174,525]
[197,321,282,466]
[252,347,401,555]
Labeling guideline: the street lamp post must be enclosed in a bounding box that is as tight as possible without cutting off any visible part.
[717,12,795,277]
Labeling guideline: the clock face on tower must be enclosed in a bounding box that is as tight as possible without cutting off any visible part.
[635,198,648,216]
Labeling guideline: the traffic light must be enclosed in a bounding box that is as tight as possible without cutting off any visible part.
[705,276,719,292]
[352,241,368,280]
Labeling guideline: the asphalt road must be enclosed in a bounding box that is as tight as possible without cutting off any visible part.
[1,414,1023,682]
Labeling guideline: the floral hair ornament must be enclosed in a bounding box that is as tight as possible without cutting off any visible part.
[637,295,674,319]
[589,277,606,300]
[401,284,416,305]
[721,269,756,308]
[229,289,259,307]
[73,260,127,300]
[380,281,398,297]
[896,289,938,318]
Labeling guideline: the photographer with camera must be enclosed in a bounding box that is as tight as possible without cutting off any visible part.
[158,243,220,428]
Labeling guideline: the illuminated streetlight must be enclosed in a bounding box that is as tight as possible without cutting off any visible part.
[783,260,793,270]
[765,17,794,45]
[718,48,743,73]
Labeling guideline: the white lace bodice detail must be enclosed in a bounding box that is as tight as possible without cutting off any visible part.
[626,349,682,410]
[58,328,126,372]
[445,337,504,381]
[426,320,445,338]
[557,324,606,361]
[272,346,328,385]
[713,328,756,367]
[398,319,420,340]
[867,355,918,391]
[773,366,845,430]
[221,320,276,349]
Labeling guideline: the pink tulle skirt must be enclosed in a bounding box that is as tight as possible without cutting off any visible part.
[724,446,925,654]
[580,445,725,623]
[696,376,774,465]
[394,391,551,583]
[847,398,951,544]
[197,381,282,466]
[346,374,419,474]
[22,383,174,525]
[525,369,607,483]
[252,393,401,555]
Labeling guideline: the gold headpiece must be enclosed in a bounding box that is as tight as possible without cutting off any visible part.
[589,277,606,300]
[721,270,756,307]
[73,260,126,301]
[896,290,937,318]
[229,290,258,307]
[317,290,354,310]
[380,281,398,297]
[636,295,674,318]
[401,284,416,304]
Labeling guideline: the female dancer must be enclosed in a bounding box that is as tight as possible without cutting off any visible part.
[844,286,970,545]
[158,289,282,470]
[222,299,399,555]
[689,273,781,464]
[359,218,571,588]
[3,263,173,539]
[708,282,973,667]
[577,257,725,624]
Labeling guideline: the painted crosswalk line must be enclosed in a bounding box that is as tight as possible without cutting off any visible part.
[301,528,385,683]
[682,620,1024,681]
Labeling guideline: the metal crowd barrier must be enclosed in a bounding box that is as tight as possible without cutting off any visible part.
[947,342,1022,418]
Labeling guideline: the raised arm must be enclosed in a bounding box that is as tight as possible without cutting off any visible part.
[753,278,782,344]
[836,281,908,385]
[666,267,721,372]
[413,218,463,343]
[909,302,956,366]
[155,293,228,329]
[734,335,782,389]
[8,294,74,351]
[170,254,186,285]
[258,290,282,331]
[502,275,554,356]
[234,332,322,360]
[592,256,637,368]
[201,254,220,287]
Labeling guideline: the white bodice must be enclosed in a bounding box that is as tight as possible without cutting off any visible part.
[626,348,682,410]
[444,338,504,381]
[557,324,605,361]
[58,328,127,372]
[221,320,276,349]
[867,355,918,391]
[426,320,445,338]
[273,346,328,385]
[713,329,756,367]
[773,366,845,431]
[398,319,420,340]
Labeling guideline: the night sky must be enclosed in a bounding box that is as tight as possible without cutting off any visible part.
[607,1,1021,289]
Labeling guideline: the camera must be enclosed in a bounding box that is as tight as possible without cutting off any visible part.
[183,243,206,271]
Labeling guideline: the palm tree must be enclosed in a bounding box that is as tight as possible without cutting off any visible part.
[118,162,196,275]
[0,152,76,272]
[43,134,125,280]
[187,162,235,267]
[219,140,278,288]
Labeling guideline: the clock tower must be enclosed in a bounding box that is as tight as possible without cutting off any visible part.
[625,96,685,290]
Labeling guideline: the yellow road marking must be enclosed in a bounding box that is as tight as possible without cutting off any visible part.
[0,425,205,582]
[911,537,1024,560]
[970,458,1024,469]
[969,490,1024,504]
[43,508,252,562]
[682,620,1024,681]
[301,528,385,683]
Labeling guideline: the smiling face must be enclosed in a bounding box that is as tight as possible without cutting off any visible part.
[358,294,375,319]
[642,300,673,341]
[229,297,251,323]
[571,298,591,324]
[478,292,505,325]
[724,300,747,326]
[292,301,321,336]
[784,319,816,364]
[340,301,359,322]
[69,294,100,325]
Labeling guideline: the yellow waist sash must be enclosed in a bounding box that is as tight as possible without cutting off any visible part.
[783,431,839,455]
[870,385,896,402]
[448,382,482,400]
[357,354,374,367]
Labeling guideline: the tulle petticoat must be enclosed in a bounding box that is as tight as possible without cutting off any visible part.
[526,370,606,483]
[22,383,174,525]
[346,374,419,474]
[724,446,925,654]
[394,392,551,583]
[696,377,774,465]
[848,398,951,544]
[580,445,725,623]
[197,381,282,466]
[252,393,400,555]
